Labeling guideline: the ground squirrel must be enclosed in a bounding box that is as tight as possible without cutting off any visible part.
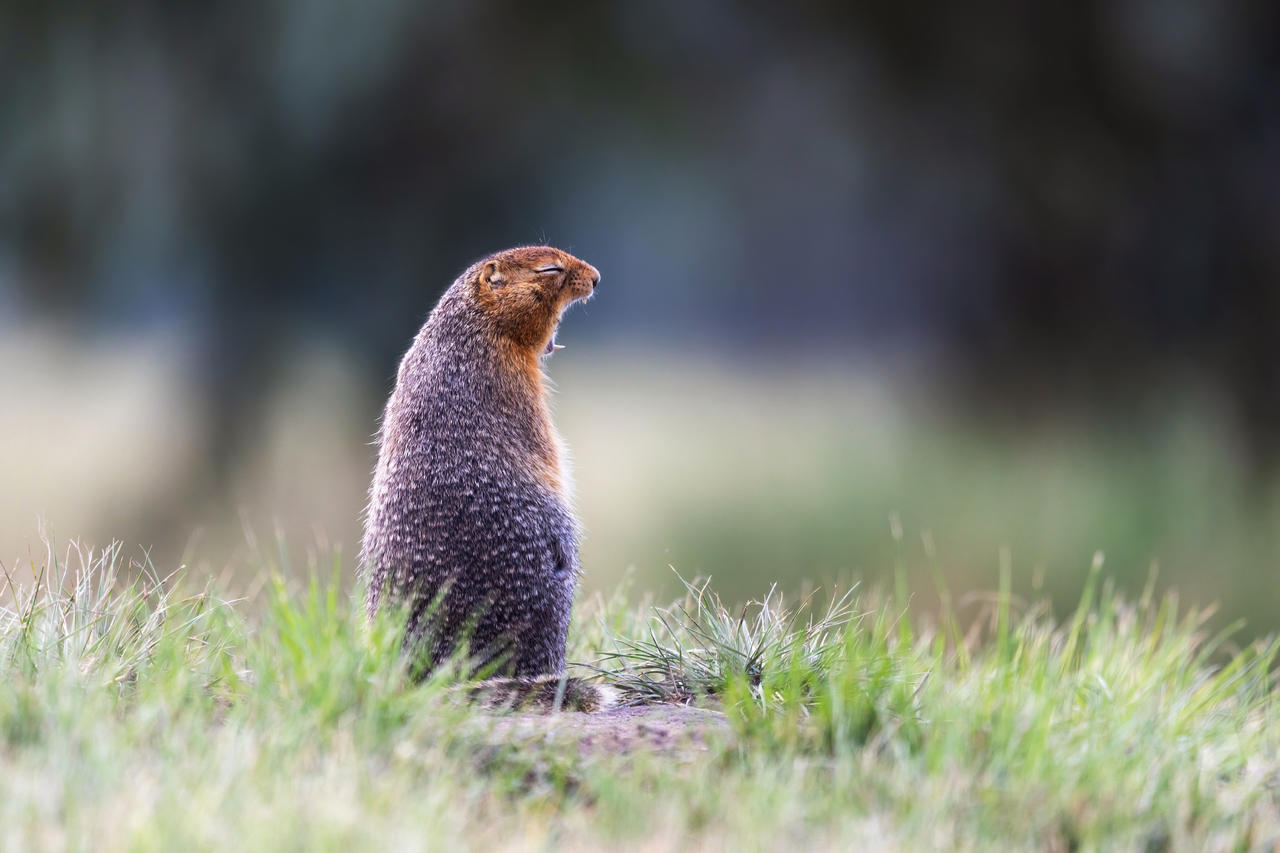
[361,245,604,700]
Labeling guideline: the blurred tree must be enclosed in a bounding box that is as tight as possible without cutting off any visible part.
[820,0,1280,470]
[2,0,1277,489]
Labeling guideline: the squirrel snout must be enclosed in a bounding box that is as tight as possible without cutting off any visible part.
[567,262,599,300]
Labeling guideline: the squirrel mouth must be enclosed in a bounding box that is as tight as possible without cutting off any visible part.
[543,293,587,356]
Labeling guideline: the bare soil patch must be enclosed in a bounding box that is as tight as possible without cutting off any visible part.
[480,704,730,756]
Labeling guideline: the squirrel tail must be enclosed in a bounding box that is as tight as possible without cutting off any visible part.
[468,675,621,713]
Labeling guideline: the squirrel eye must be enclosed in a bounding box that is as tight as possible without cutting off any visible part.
[534,265,564,274]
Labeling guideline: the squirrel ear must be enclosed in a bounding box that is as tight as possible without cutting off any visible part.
[481,261,506,289]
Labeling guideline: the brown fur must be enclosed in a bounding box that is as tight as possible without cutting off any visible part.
[477,247,597,500]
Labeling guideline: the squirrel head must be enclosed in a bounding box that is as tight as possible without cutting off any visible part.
[470,246,600,356]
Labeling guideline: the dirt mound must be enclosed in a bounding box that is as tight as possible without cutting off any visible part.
[482,704,730,756]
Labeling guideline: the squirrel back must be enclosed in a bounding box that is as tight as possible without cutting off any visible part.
[361,246,600,680]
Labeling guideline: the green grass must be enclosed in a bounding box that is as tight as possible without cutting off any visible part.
[4,540,1280,850]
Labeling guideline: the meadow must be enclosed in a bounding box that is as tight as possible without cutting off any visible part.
[8,2,1277,847]
[4,537,1279,851]
[6,340,1280,849]
[6,339,1278,636]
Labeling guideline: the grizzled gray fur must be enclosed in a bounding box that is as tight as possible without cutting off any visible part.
[361,246,599,678]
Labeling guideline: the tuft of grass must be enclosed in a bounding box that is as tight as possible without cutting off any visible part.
[0,540,234,704]
[589,575,863,702]
[3,538,1280,849]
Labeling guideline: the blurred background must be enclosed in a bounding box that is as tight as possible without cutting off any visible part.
[3,2,1278,630]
